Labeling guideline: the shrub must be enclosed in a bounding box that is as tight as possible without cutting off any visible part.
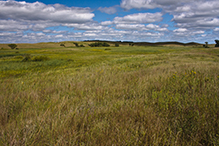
[67,59,74,62]
[73,43,79,47]
[14,56,23,59]
[129,43,134,46]
[60,44,65,47]
[32,56,50,61]
[8,44,17,49]
[80,44,85,47]
[22,55,31,62]
[115,43,119,47]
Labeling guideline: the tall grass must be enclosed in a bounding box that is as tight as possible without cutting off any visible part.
[0,45,219,145]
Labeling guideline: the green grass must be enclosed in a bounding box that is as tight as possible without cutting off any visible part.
[0,44,219,145]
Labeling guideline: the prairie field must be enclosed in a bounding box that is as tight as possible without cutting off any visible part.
[0,42,219,145]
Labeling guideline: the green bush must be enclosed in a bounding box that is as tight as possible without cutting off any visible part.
[115,43,119,47]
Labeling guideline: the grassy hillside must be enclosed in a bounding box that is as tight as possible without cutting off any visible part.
[0,43,219,145]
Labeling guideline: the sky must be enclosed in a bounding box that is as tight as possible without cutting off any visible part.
[0,0,219,43]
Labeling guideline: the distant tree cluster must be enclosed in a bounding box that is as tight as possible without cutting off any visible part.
[89,42,110,47]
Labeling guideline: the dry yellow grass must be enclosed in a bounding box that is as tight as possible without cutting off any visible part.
[0,44,219,145]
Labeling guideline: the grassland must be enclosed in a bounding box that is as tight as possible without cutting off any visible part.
[0,42,219,145]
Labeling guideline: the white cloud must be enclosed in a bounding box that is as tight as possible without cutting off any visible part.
[0,1,94,23]
[121,0,157,10]
[145,24,168,31]
[101,21,113,26]
[214,28,219,31]
[0,0,218,43]
[115,23,168,31]
[120,0,219,31]
[114,12,163,24]
[55,34,64,38]
[42,30,67,34]
[169,1,219,29]
[98,6,117,14]
[116,24,146,30]
[120,0,191,10]
[173,28,188,32]
[0,20,28,31]
[64,23,104,30]
[173,28,206,38]
[194,31,205,34]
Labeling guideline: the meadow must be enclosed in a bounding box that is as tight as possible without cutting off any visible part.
[0,42,219,145]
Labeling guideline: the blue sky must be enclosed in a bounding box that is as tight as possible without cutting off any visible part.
[0,0,219,43]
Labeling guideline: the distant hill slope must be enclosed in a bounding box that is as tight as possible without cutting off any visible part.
[0,40,203,49]
[84,40,202,46]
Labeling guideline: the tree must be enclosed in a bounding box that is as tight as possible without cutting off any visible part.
[215,40,219,47]
[8,44,17,49]
[203,42,209,48]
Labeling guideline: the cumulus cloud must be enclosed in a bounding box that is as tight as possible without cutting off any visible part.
[120,0,191,10]
[173,28,205,38]
[166,1,219,30]
[114,12,163,24]
[214,28,219,31]
[115,23,168,31]
[98,6,117,14]
[120,0,219,31]
[145,24,168,31]
[116,24,146,30]
[173,28,188,33]
[42,30,67,34]
[0,19,58,31]
[0,0,218,43]
[0,0,94,23]
[64,23,104,30]
[0,20,29,31]
[101,21,114,26]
